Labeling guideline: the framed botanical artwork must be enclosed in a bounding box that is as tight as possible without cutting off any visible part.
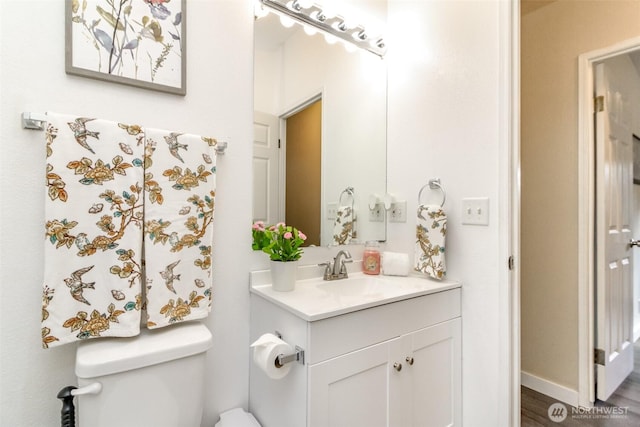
[634,134,640,185]
[65,0,186,95]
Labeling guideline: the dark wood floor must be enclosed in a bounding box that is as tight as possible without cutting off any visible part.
[521,341,640,426]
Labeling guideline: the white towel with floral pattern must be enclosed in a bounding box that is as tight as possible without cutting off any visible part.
[332,206,356,245]
[42,113,145,349]
[143,128,216,329]
[415,204,447,280]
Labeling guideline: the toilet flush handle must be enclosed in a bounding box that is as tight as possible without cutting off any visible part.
[70,382,102,396]
[57,383,102,427]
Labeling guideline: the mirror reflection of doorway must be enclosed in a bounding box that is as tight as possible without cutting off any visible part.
[284,99,322,246]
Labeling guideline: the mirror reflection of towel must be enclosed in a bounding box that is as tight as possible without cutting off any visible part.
[332,206,356,245]
[415,204,447,280]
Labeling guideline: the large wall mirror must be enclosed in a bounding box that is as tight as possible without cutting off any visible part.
[252,0,388,247]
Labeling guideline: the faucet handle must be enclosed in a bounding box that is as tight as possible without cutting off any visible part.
[339,258,353,274]
[318,261,333,279]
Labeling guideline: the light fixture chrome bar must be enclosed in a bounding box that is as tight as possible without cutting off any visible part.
[259,0,386,57]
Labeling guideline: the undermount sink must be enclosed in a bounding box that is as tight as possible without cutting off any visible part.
[316,275,426,299]
[250,271,460,321]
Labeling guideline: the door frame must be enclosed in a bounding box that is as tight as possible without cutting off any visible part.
[577,35,640,408]
[503,0,520,425]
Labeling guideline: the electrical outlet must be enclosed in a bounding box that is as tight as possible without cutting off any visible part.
[462,197,490,225]
[389,201,407,223]
[369,202,385,222]
[327,202,338,220]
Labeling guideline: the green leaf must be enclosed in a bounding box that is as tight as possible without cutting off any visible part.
[96,5,124,30]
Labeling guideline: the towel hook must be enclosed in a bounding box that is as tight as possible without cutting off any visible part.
[418,179,446,207]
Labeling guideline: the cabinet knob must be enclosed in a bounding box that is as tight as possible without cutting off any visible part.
[393,362,402,372]
[405,356,414,366]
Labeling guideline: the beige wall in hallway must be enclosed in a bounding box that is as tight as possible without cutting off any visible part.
[521,0,640,392]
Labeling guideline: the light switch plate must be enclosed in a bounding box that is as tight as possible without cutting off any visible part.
[462,197,489,225]
[327,202,337,221]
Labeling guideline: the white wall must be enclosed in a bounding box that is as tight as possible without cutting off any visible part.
[386,0,507,424]
[0,1,253,426]
[1,1,513,426]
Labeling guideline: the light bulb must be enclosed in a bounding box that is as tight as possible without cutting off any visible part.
[254,3,269,19]
[343,41,357,53]
[324,34,338,45]
[303,25,317,36]
[280,15,295,28]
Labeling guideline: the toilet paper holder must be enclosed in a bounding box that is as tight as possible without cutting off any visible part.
[274,331,305,367]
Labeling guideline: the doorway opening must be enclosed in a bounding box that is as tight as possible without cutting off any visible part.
[577,37,640,408]
[283,99,322,246]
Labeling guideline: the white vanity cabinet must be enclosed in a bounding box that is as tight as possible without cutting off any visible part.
[308,317,461,427]
[249,282,461,427]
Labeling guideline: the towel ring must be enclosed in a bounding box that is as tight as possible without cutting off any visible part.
[418,179,446,207]
[339,187,355,206]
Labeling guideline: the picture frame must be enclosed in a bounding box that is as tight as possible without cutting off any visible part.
[634,134,640,185]
[65,0,186,95]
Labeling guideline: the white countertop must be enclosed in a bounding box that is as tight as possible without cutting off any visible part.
[250,270,461,322]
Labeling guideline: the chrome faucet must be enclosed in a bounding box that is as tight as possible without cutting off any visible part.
[319,250,353,281]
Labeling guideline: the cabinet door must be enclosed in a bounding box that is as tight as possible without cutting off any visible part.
[404,318,462,427]
[308,339,395,427]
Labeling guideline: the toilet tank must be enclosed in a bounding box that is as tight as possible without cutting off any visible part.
[75,322,213,427]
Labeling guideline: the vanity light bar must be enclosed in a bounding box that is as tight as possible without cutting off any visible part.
[259,0,387,57]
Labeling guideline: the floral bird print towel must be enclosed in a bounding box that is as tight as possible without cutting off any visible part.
[143,128,215,328]
[42,113,218,349]
[415,204,447,280]
[43,113,144,348]
[333,206,356,245]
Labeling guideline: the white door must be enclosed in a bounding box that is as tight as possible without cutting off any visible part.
[594,60,635,401]
[253,111,281,224]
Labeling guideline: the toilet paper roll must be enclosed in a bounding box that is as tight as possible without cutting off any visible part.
[250,333,293,380]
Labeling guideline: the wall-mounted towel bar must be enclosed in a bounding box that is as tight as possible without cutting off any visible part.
[22,112,48,130]
[21,112,229,155]
[418,178,446,207]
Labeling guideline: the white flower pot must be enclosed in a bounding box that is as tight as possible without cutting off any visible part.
[270,260,298,292]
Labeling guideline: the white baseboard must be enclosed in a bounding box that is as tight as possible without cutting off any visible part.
[521,371,580,407]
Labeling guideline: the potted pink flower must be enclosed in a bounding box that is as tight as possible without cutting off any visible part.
[252,221,306,261]
[252,221,307,291]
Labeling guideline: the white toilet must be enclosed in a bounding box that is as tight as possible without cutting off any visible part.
[74,321,213,427]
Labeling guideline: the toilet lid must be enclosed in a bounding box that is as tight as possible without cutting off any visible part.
[76,322,212,378]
